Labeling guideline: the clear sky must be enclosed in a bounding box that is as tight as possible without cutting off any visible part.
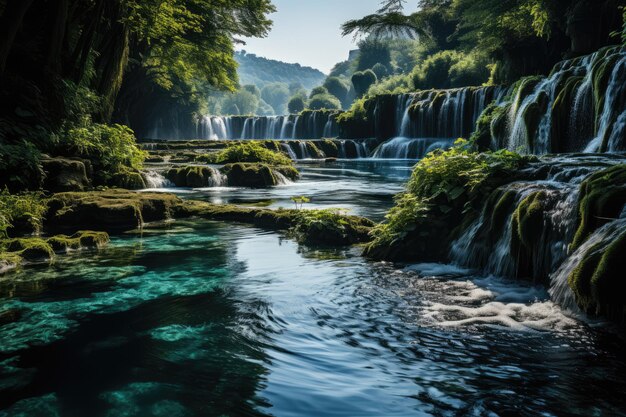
[238,0,387,74]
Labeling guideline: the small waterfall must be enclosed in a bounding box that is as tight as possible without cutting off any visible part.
[143,171,174,189]
[291,116,300,140]
[337,140,369,159]
[503,47,626,154]
[281,143,298,160]
[372,137,454,159]
[205,167,227,187]
[273,170,293,185]
[297,141,310,159]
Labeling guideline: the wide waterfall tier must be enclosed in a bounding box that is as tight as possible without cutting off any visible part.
[492,46,626,154]
[392,87,507,139]
[196,111,341,140]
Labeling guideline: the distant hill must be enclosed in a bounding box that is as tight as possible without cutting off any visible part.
[236,51,326,91]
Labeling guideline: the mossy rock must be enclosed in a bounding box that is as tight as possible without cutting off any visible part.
[166,166,219,188]
[571,165,626,250]
[306,142,325,159]
[0,252,22,274]
[569,229,626,323]
[110,170,147,190]
[511,191,547,251]
[145,155,166,163]
[5,238,55,262]
[42,157,91,192]
[47,231,110,253]
[221,163,299,188]
[45,190,182,233]
[318,139,339,158]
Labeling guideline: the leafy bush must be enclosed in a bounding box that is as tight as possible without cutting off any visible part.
[370,139,528,246]
[323,77,349,103]
[56,118,147,174]
[351,70,378,98]
[308,94,342,110]
[261,83,291,114]
[214,141,294,166]
[288,96,307,113]
[411,50,489,90]
[0,141,43,191]
[0,189,47,238]
[366,73,412,96]
[309,86,329,98]
[371,63,389,79]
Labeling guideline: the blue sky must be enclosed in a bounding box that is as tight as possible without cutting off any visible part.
[238,0,390,74]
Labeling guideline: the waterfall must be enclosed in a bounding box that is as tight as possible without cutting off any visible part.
[372,137,454,159]
[297,141,310,159]
[448,156,622,290]
[502,47,626,154]
[337,140,369,159]
[143,171,174,189]
[273,170,293,185]
[281,143,298,160]
[291,116,300,140]
[205,167,227,187]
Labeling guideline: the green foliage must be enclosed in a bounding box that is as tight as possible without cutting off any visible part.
[242,85,261,97]
[371,63,389,79]
[356,38,393,71]
[323,77,350,104]
[288,96,307,114]
[56,118,147,174]
[214,141,294,166]
[369,139,529,246]
[308,94,342,111]
[351,70,378,98]
[365,73,412,96]
[261,83,291,114]
[0,141,43,191]
[310,87,329,98]
[411,50,489,90]
[291,196,311,210]
[236,51,326,91]
[0,189,47,238]
[291,209,374,245]
[220,89,260,115]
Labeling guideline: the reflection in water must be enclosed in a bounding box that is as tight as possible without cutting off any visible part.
[0,161,625,416]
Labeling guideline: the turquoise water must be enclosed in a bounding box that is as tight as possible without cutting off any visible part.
[1,161,626,416]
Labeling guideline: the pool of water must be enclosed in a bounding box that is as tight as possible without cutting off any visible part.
[1,160,625,416]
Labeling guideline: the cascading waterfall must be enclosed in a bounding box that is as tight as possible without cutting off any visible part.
[372,137,454,159]
[193,112,340,140]
[447,155,624,312]
[143,171,174,189]
[337,140,369,158]
[500,47,626,154]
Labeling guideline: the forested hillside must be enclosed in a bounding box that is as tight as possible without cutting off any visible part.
[236,51,326,90]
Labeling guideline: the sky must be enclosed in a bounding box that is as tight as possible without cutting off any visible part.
[238,0,388,74]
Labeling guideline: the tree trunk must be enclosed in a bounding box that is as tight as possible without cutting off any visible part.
[0,0,36,73]
[46,0,70,74]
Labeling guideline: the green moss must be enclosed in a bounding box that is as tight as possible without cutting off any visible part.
[318,139,339,157]
[46,190,182,233]
[165,166,218,188]
[305,142,324,159]
[6,238,55,262]
[0,252,23,274]
[490,189,517,236]
[571,165,626,250]
[568,230,626,322]
[47,231,110,253]
[214,141,294,166]
[511,191,546,251]
[220,163,299,188]
[110,170,146,190]
[551,76,583,152]
[470,103,507,150]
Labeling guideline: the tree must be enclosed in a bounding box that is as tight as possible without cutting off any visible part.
[356,38,392,71]
[351,70,378,97]
[243,84,261,97]
[288,96,306,113]
[261,82,291,114]
[221,90,260,116]
[289,82,305,94]
[308,94,341,110]
[323,77,350,104]
[309,86,329,98]
[371,63,389,79]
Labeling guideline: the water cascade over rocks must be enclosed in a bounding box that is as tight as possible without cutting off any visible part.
[493,46,626,154]
[195,111,341,140]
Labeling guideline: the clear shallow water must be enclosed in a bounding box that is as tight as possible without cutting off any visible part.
[1,161,626,416]
[145,159,414,221]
